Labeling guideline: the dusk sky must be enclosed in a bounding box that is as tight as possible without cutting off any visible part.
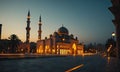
[0,0,114,44]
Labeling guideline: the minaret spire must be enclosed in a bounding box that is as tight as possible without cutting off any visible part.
[28,10,30,17]
[39,15,41,22]
[38,15,42,40]
[62,24,64,27]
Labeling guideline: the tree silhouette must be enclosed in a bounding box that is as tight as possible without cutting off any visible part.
[8,34,21,53]
[30,42,36,53]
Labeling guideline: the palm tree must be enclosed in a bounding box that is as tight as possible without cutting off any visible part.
[8,34,21,53]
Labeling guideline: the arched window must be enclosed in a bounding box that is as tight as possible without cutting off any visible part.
[72,43,77,55]
[72,43,76,50]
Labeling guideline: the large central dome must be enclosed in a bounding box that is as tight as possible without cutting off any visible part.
[58,26,69,35]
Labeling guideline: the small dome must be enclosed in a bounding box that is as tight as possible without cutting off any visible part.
[58,26,69,35]
[53,32,59,36]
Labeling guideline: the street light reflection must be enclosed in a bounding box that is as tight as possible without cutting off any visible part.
[107,56,111,64]
[65,64,84,72]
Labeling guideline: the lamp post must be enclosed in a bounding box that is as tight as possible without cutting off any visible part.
[112,32,115,40]
[111,32,117,57]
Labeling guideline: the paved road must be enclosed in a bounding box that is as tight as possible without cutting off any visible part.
[0,55,120,72]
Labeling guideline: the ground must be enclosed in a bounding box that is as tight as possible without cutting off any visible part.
[0,54,120,72]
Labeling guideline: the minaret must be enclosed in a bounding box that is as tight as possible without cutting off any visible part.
[109,0,120,58]
[26,11,31,43]
[25,11,31,53]
[38,15,42,40]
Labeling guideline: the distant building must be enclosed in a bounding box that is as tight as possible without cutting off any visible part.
[37,17,84,55]
[0,39,10,53]
[0,24,2,40]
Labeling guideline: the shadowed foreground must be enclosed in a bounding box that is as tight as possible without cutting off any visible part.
[0,55,120,72]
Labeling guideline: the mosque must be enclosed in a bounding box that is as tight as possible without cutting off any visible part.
[36,14,84,55]
[0,11,84,54]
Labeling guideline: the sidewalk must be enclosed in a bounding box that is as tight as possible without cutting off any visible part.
[105,57,120,72]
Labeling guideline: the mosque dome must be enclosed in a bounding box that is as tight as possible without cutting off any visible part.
[53,32,59,37]
[58,26,69,35]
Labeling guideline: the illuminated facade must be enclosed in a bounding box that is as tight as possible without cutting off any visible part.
[37,18,84,55]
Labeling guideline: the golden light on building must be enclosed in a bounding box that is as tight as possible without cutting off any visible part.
[37,45,43,53]
[37,25,84,55]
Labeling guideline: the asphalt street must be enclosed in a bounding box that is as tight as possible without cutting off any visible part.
[0,55,120,72]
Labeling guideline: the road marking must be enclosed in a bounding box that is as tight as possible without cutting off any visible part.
[65,64,84,72]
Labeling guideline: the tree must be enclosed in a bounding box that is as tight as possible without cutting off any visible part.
[30,42,36,53]
[8,34,21,53]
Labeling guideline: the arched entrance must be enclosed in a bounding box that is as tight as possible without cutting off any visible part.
[72,43,77,55]
[45,45,50,54]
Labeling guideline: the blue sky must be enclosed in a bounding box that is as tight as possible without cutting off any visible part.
[0,0,114,44]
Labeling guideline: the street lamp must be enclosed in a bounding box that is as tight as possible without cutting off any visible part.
[112,32,115,40]
[62,38,65,41]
